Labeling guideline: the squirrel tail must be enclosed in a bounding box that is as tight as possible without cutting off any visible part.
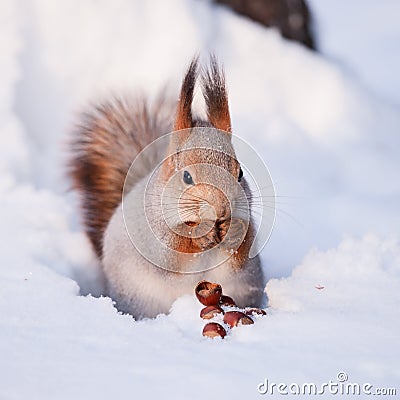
[68,95,173,257]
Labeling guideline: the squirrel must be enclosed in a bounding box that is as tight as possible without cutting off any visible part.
[69,57,265,318]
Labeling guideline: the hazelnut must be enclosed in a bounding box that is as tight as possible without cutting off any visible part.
[195,281,222,306]
[223,311,254,327]
[219,295,236,307]
[200,305,224,319]
[245,308,267,316]
[202,322,227,339]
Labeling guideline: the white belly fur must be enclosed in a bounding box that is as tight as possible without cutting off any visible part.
[102,182,264,318]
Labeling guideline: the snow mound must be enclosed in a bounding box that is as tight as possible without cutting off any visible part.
[268,234,400,315]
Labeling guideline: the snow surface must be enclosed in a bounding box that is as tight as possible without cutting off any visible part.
[1,0,399,399]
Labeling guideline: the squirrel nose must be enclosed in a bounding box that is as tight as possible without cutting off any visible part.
[199,203,217,222]
[199,202,230,222]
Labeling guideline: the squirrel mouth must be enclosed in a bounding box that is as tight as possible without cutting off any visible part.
[195,218,247,252]
[176,217,247,254]
[187,219,231,251]
[184,221,198,227]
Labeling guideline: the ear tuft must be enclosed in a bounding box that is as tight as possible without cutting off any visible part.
[174,57,199,131]
[201,55,231,133]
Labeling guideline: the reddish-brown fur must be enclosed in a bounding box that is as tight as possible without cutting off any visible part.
[202,57,232,132]
[174,57,198,131]
[69,97,174,256]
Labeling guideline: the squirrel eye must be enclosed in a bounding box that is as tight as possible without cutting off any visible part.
[238,167,243,182]
[183,170,194,185]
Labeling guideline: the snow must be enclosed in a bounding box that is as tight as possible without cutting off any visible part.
[1,0,399,399]
[308,0,400,105]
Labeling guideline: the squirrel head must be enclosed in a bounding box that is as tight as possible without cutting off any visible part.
[155,57,249,253]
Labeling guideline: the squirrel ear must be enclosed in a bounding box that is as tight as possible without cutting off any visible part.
[163,58,198,180]
[202,56,232,133]
[174,57,198,131]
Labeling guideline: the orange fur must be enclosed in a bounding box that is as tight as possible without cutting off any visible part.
[69,96,173,256]
[174,58,198,131]
[202,55,232,133]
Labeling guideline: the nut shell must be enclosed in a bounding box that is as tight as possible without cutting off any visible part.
[195,281,222,306]
[200,305,225,319]
[219,295,236,307]
[223,311,254,327]
[202,322,227,339]
[245,308,267,316]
